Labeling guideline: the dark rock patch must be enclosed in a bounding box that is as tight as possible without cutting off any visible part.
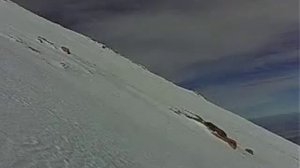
[245,148,254,155]
[204,122,227,138]
[61,46,71,54]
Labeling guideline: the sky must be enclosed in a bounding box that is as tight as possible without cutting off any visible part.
[12,0,299,142]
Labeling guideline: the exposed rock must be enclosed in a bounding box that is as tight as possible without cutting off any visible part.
[61,46,71,54]
[204,122,227,138]
[226,138,237,149]
[245,148,254,155]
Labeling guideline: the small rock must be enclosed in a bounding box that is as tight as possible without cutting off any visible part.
[61,46,71,54]
[245,148,254,155]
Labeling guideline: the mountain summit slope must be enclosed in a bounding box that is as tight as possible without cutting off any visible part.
[0,0,299,167]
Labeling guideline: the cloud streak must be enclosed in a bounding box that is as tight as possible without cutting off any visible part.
[178,30,299,89]
[12,0,299,120]
[177,29,299,118]
[12,0,298,77]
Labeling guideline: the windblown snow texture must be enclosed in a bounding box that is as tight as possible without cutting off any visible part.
[0,0,299,167]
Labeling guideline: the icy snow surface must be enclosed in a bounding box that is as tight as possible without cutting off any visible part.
[0,0,299,167]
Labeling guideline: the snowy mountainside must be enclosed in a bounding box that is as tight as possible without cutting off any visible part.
[0,0,299,167]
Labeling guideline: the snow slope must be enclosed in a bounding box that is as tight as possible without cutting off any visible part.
[0,0,299,167]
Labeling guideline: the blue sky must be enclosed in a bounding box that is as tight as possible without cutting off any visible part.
[178,29,299,119]
[12,0,299,142]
